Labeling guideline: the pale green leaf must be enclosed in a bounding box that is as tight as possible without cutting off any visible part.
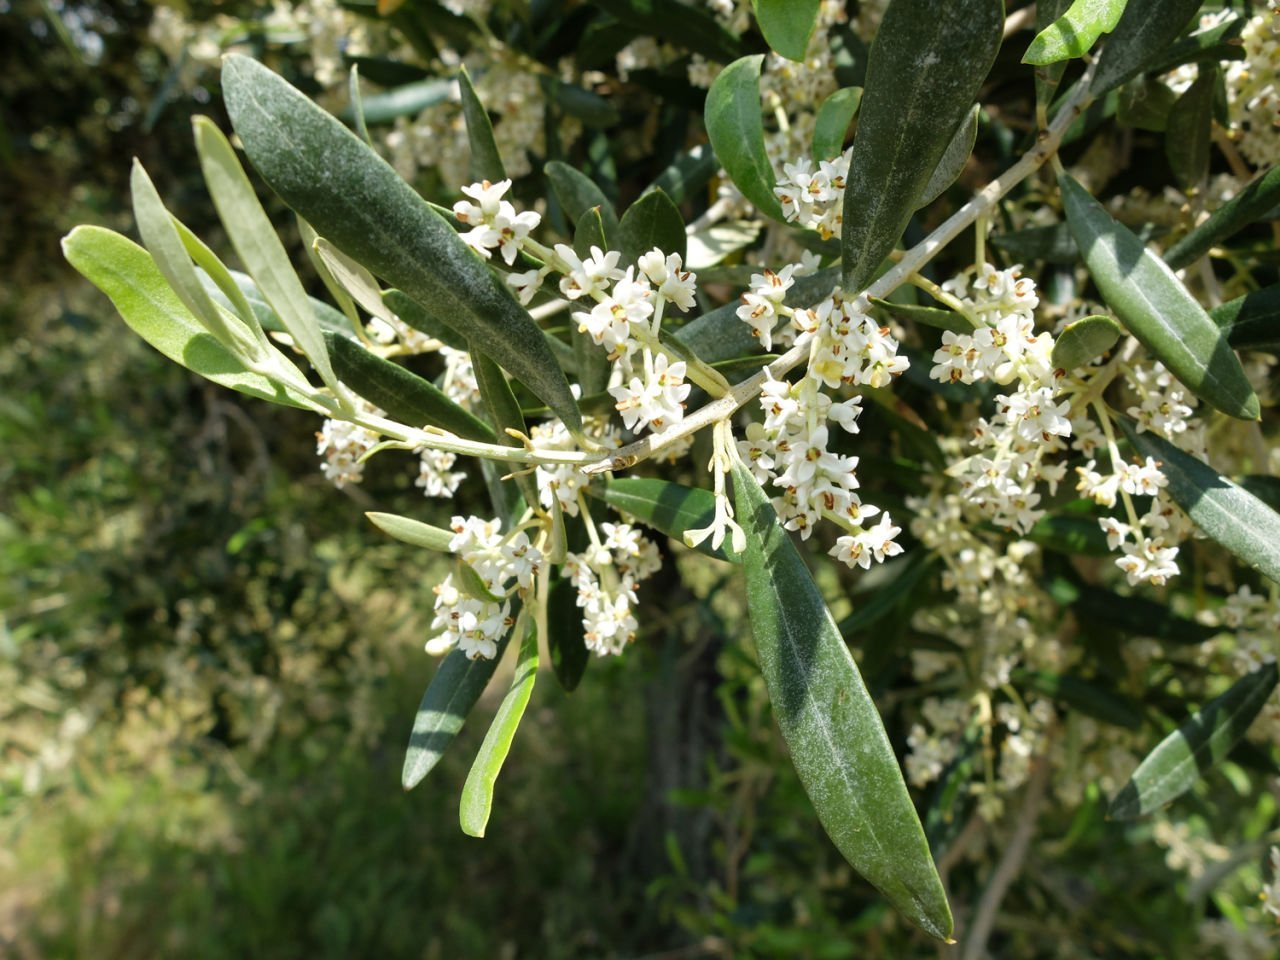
[811,87,862,162]
[752,0,820,62]
[732,462,952,940]
[1051,314,1124,370]
[1023,0,1127,65]
[705,55,786,222]
[1060,174,1258,420]
[365,512,455,551]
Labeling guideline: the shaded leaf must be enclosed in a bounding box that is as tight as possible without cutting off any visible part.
[61,226,311,409]
[1023,0,1127,65]
[706,55,786,222]
[1060,174,1258,420]
[732,462,952,940]
[619,187,686,266]
[645,143,718,206]
[546,159,620,248]
[547,574,589,691]
[1166,66,1215,189]
[812,87,862,162]
[842,0,1003,291]
[1110,663,1278,819]
[917,103,980,208]
[593,477,741,563]
[1116,75,1177,132]
[868,297,969,335]
[1164,165,1280,270]
[1071,582,1218,645]
[383,289,470,351]
[572,207,612,395]
[1120,419,1280,585]
[1091,0,1203,96]
[338,77,453,125]
[471,351,539,510]
[1212,285,1280,352]
[991,222,1079,264]
[1017,670,1143,729]
[752,0,820,62]
[222,55,582,432]
[593,0,745,62]
[1051,313,1124,370]
[325,331,497,442]
[458,65,506,183]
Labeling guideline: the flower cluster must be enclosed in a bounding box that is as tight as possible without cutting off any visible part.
[316,396,382,488]
[563,522,662,656]
[453,179,542,265]
[775,151,850,240]
[427,516,543,660]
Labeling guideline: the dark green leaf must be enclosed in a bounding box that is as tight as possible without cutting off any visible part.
[365,512,454,551]
[593,477,742,563]
[593,0,745,62]
[917,104,980,208]
[645,144,718,207]
[991,222,1079,264]
[838,553,935,637]
[471,351,540,510]
[1116,75,1177,132]
[572,207,613,396]
[1166,67,1215,189]
[1027,512,1111,556]
[1051,313,1124,370]
[547,574,589,691]
[868,297,969,335]
[732,462,952,940]
[403,636,510,790]
[1109,663,1279,819]
[1091,0,1203,96]
[460,624,540,837]
[382,289,470,352]
[545,160,620,248]
[1060,174,1259,420]
[337,77,452,125]
[1212,285,1280,352]
[222,55,582,433]
[1071,583,1218,645]
[1017,670,1143,729]
[752,0,820,62]
[812,87,862,162]
[1164,166,1280,270]
[706,55,786,222]
[61,226,311,409]
[842,0,1003,291]
[458,65,506,183]
[1120,419,1280,585]
[1146,14,1246,75]
[548,78,621,128]
[1023,0,1127,66]
[325,331,497,442]
[619,188,686,266]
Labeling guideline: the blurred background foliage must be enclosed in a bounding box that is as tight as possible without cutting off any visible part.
[5,1,1280,957]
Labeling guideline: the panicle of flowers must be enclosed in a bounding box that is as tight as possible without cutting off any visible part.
[737,287,907,566]
[316,394,383,488]
[774,150,850,240]
[930,264,1070,535]
[1226,3,1280,168]
[1199,584,1280,677]
[530,417,619,517]
[563,521,661,656]
[427,515,544,660]
[415,446,466,499]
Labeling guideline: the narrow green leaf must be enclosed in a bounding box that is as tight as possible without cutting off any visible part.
[221,55,582,433]
[130,160,257,357]
[313,236,395,324]
[1033,0,1073,107]
[1147,14,1246,75]
[200,266,353,338]
[365,512,454,551]
[842,0,1003,291]
[1109,663,1279,819]
[619,188,686,266]
[1051,314,1124,370]
[1060,174,1259,420]
[752,0,820,62]
[1165,166,1280,270]
[645,144,718,206]
[402,636,510,790]
[593,0,745,62]
[547,574,589,691]
[383,289,470,351]
[1016,670,1143,729]
[917,104,981,208]
[458,65,506,183]
[593,477,742,563]
[460,624,540,837]
[349,65,372,147]
[1091,0,1203,96]
[991,222,1079,264]
[61,226,311,409]
[812,87,862,162]
[1119,420,1280,585]
[176,220,282,336]
[572,207,612,396]
[838,553,935,637]
[868,297,969,335]
[192,116,340,392]
[1027,512,1111,556]
[732,462,952,940]
[548,78,621,129]
[705,55,786,222]
[1116,75,1177,132]
[1166,67,1215,189]
[1071,583,1217,645]
[1023,0,1127,66]
[472,351,539,510]
[338,77,452,125]
[324,331,497,442]
[545,160,620,249]
[1212,285,1280,352]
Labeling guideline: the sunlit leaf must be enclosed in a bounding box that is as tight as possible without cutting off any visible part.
[842,0,1003,291]
[706,55,786,222]
[1060,174,1258,420]
[221,55,582,433]
[752,0,820,62]
[458,65,506,183]
[1023,0,1127,65]
[1120,420,1280,585]
[338,77,453,125]
[365,512,454,551]
[732,462,952,941]
[1109,663,1278,819]
[1051,314,1124,370]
